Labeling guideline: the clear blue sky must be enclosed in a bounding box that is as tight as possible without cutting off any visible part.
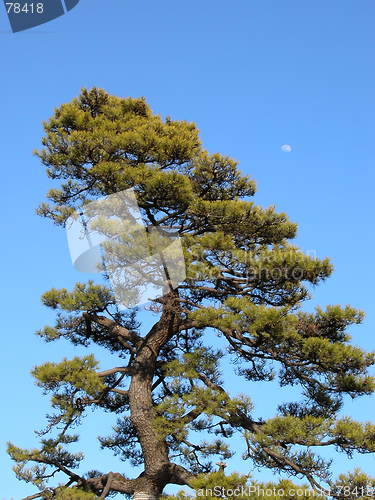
[1,1,374,498]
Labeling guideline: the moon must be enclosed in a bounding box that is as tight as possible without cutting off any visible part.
[281,145,291,153]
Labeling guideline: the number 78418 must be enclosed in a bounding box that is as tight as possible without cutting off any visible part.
[6,3,44,14]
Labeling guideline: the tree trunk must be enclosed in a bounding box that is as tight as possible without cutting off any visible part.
[128,291,181,498]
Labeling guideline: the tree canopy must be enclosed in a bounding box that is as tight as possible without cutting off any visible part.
[8,87,375,500]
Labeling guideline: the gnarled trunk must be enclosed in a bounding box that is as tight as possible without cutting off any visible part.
[128,291,181,498]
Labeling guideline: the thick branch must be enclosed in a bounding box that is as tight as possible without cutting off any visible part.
[83,312,140,352]
[99,471,114,499]
[97,367,132,377]
[84,472,138,495]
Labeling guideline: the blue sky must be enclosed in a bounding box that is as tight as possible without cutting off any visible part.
[1,1,374,498]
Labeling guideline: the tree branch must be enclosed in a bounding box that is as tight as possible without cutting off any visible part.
[99,471,114,499]
[83,312,140,351]
[22,493,46,500]
[97,367,132,377]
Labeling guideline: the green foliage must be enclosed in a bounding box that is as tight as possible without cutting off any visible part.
[7,439,84,491]
[41,282,116,313]
[332,468,375,499]
[51,488,98,500]
[32,355,104,395]
[34,88,204,225]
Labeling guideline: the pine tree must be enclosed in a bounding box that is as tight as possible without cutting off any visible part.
[8,87,375,499]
